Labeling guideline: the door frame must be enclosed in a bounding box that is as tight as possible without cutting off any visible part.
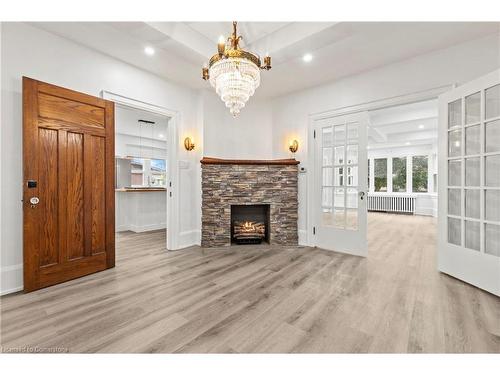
[307,84,453,247]
[101,91,180,251]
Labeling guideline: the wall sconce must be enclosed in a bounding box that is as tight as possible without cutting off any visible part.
[289,139,299,154]
[184,137,195,151]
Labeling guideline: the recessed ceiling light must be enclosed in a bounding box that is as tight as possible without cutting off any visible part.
[158,133,164,139]
[302,53,313,62]
[144,46,155,56]
[418,124,425,129]
[405,141,411,146]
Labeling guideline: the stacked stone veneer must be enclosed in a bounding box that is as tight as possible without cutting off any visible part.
[201,161,299,247]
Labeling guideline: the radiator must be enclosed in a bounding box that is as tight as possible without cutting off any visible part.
[367,194,415,214]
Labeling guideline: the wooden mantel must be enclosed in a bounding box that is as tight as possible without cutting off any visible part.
[200,157,300,165]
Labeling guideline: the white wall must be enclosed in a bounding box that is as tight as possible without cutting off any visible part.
[203,90,273,159]
[272,32,500,244]
[0,22,203,294]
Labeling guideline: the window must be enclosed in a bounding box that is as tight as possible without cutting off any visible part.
[374,158,387,192]
[116,157,167,188]
[392,157,407,192]
[150,159,167,186]
[412,156,428,192]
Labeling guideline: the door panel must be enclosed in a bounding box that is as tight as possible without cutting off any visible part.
[23,77,115,292]
[38,128,59,267]
[38,92,106,128]
[438,69,500,296]
[67,131,85,261]
[313,111,368,256]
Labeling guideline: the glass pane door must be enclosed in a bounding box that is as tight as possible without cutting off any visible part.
[314,112,368,256]
[446,85,500,254]
[439,69,500,296]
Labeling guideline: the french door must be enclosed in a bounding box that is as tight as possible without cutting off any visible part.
[438,69,500,296]
[312,111,368,256]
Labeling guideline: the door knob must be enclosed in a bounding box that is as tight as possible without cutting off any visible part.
[29,196,39,208]
[359,191,365,200]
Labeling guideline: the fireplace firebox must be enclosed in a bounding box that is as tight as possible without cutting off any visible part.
[230,204,270,244]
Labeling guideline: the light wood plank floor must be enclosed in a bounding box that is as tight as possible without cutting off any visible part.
[1,213,499,353]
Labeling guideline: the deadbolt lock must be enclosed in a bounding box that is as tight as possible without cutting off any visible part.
[29,197,39,208]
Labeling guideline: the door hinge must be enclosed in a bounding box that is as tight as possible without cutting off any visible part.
[313,226,316,235]
[313,130,316,139]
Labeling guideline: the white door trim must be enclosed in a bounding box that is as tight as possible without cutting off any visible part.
[306,85,452,247]
[310,84,453,120]
[101,90,180,251]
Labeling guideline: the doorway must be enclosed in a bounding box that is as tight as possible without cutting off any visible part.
[309,92,443,260]
[365,99,439,263]
[101,90,180,251]
[114,105,170,252]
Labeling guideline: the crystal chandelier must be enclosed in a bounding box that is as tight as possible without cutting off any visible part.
[202,22,271,117]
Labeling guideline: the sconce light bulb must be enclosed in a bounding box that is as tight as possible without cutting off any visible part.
[217,35,226,56]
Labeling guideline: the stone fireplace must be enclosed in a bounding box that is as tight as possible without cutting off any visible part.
[201,157,299,247]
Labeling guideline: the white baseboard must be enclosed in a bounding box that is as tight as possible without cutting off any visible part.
[298,229,309,246]
[1,263,23,296]
[415,208,437,217]
[117,223,166,233]
[116,224,130,232]
[176,229,201,250]
[129,223,166,233]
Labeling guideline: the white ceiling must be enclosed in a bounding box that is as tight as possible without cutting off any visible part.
[368,99,438,150]
[32,22,500,98]
[115,105,169,141]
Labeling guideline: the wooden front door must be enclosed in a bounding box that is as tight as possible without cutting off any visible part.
[23,77,115,292]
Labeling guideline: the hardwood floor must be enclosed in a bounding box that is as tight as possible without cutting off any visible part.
[1,213,499,353]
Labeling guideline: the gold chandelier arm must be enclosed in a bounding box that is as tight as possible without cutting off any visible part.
[230,21,242,49]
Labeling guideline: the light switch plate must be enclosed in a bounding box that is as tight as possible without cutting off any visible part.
[178,160,190,169]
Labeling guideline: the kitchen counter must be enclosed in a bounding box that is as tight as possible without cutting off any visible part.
[115,188,167,232]
[115,188,166,192]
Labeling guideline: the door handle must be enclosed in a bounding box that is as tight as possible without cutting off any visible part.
[359,191,365,200]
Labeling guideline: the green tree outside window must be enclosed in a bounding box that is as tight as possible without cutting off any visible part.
[412,156,428,192]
